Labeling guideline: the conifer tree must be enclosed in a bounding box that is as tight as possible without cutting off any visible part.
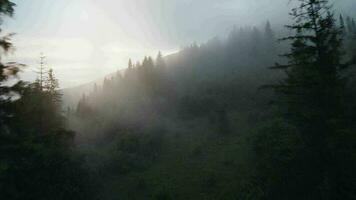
[251,27,261,44]
[76,94,92,117]
[264,20,277,61]
[264,20,275,41]
[0,1,22,133]
[346,16,353,33]
[125,58,135,81]
[0,2,93,199]
[45,68,60,102]
[155,52,169,97]
[156,51,166,71]
[128,58,133,69]
[339,14,346,34]
[270,0,355,198]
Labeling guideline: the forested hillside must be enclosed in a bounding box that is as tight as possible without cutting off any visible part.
[1,0,356,199]
[67,2,356,199]
[70,21,281,140]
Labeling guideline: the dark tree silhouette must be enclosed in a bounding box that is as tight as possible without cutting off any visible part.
[263,0,356,199]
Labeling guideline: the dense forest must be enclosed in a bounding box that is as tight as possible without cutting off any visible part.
[1,0,356,199]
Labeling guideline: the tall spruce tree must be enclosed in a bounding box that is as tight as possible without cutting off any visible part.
[270,0,355,199]
[339,14,346,34]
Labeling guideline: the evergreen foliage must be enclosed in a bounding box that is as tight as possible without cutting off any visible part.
[258,0,356,199]
[1,0,356,199]
[0,2,95,199]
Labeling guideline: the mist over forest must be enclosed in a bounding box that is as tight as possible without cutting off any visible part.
[1,0,356,200]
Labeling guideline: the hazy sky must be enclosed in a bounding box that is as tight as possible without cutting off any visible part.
[3,0,355,88]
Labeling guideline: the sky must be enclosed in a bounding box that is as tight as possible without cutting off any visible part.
[3,0,355,88]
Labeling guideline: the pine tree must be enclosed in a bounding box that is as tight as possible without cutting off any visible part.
[270,0,355,198]
[352,26,356,63]
[346,16,353,33]
[156,51,166,71]
[156,52,166,79]
[37,53,47,91]
[45,68,60,102]
[139,56,155,86]
[264,20,277,61]
[251,27,261,44]
[103,77,110,91]
[125,58,135,80]
[76,94,92,117]
[250,27,262,58]
[352,18,356,33]
[128,58,133,69]
[155,52,169,97]
[264,20,275,41]
[339,14,346,34]
[0,1,23,133]
[0,2,93,199]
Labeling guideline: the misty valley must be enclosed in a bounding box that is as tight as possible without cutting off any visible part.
[1,0,356,200]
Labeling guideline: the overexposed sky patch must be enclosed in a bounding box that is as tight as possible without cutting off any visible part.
[2,0,355,88]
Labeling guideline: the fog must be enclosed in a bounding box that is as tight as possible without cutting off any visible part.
[3,0,353,88]
[2,0,356,199]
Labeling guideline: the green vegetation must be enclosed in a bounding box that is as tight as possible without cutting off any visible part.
[1,0,356,199]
